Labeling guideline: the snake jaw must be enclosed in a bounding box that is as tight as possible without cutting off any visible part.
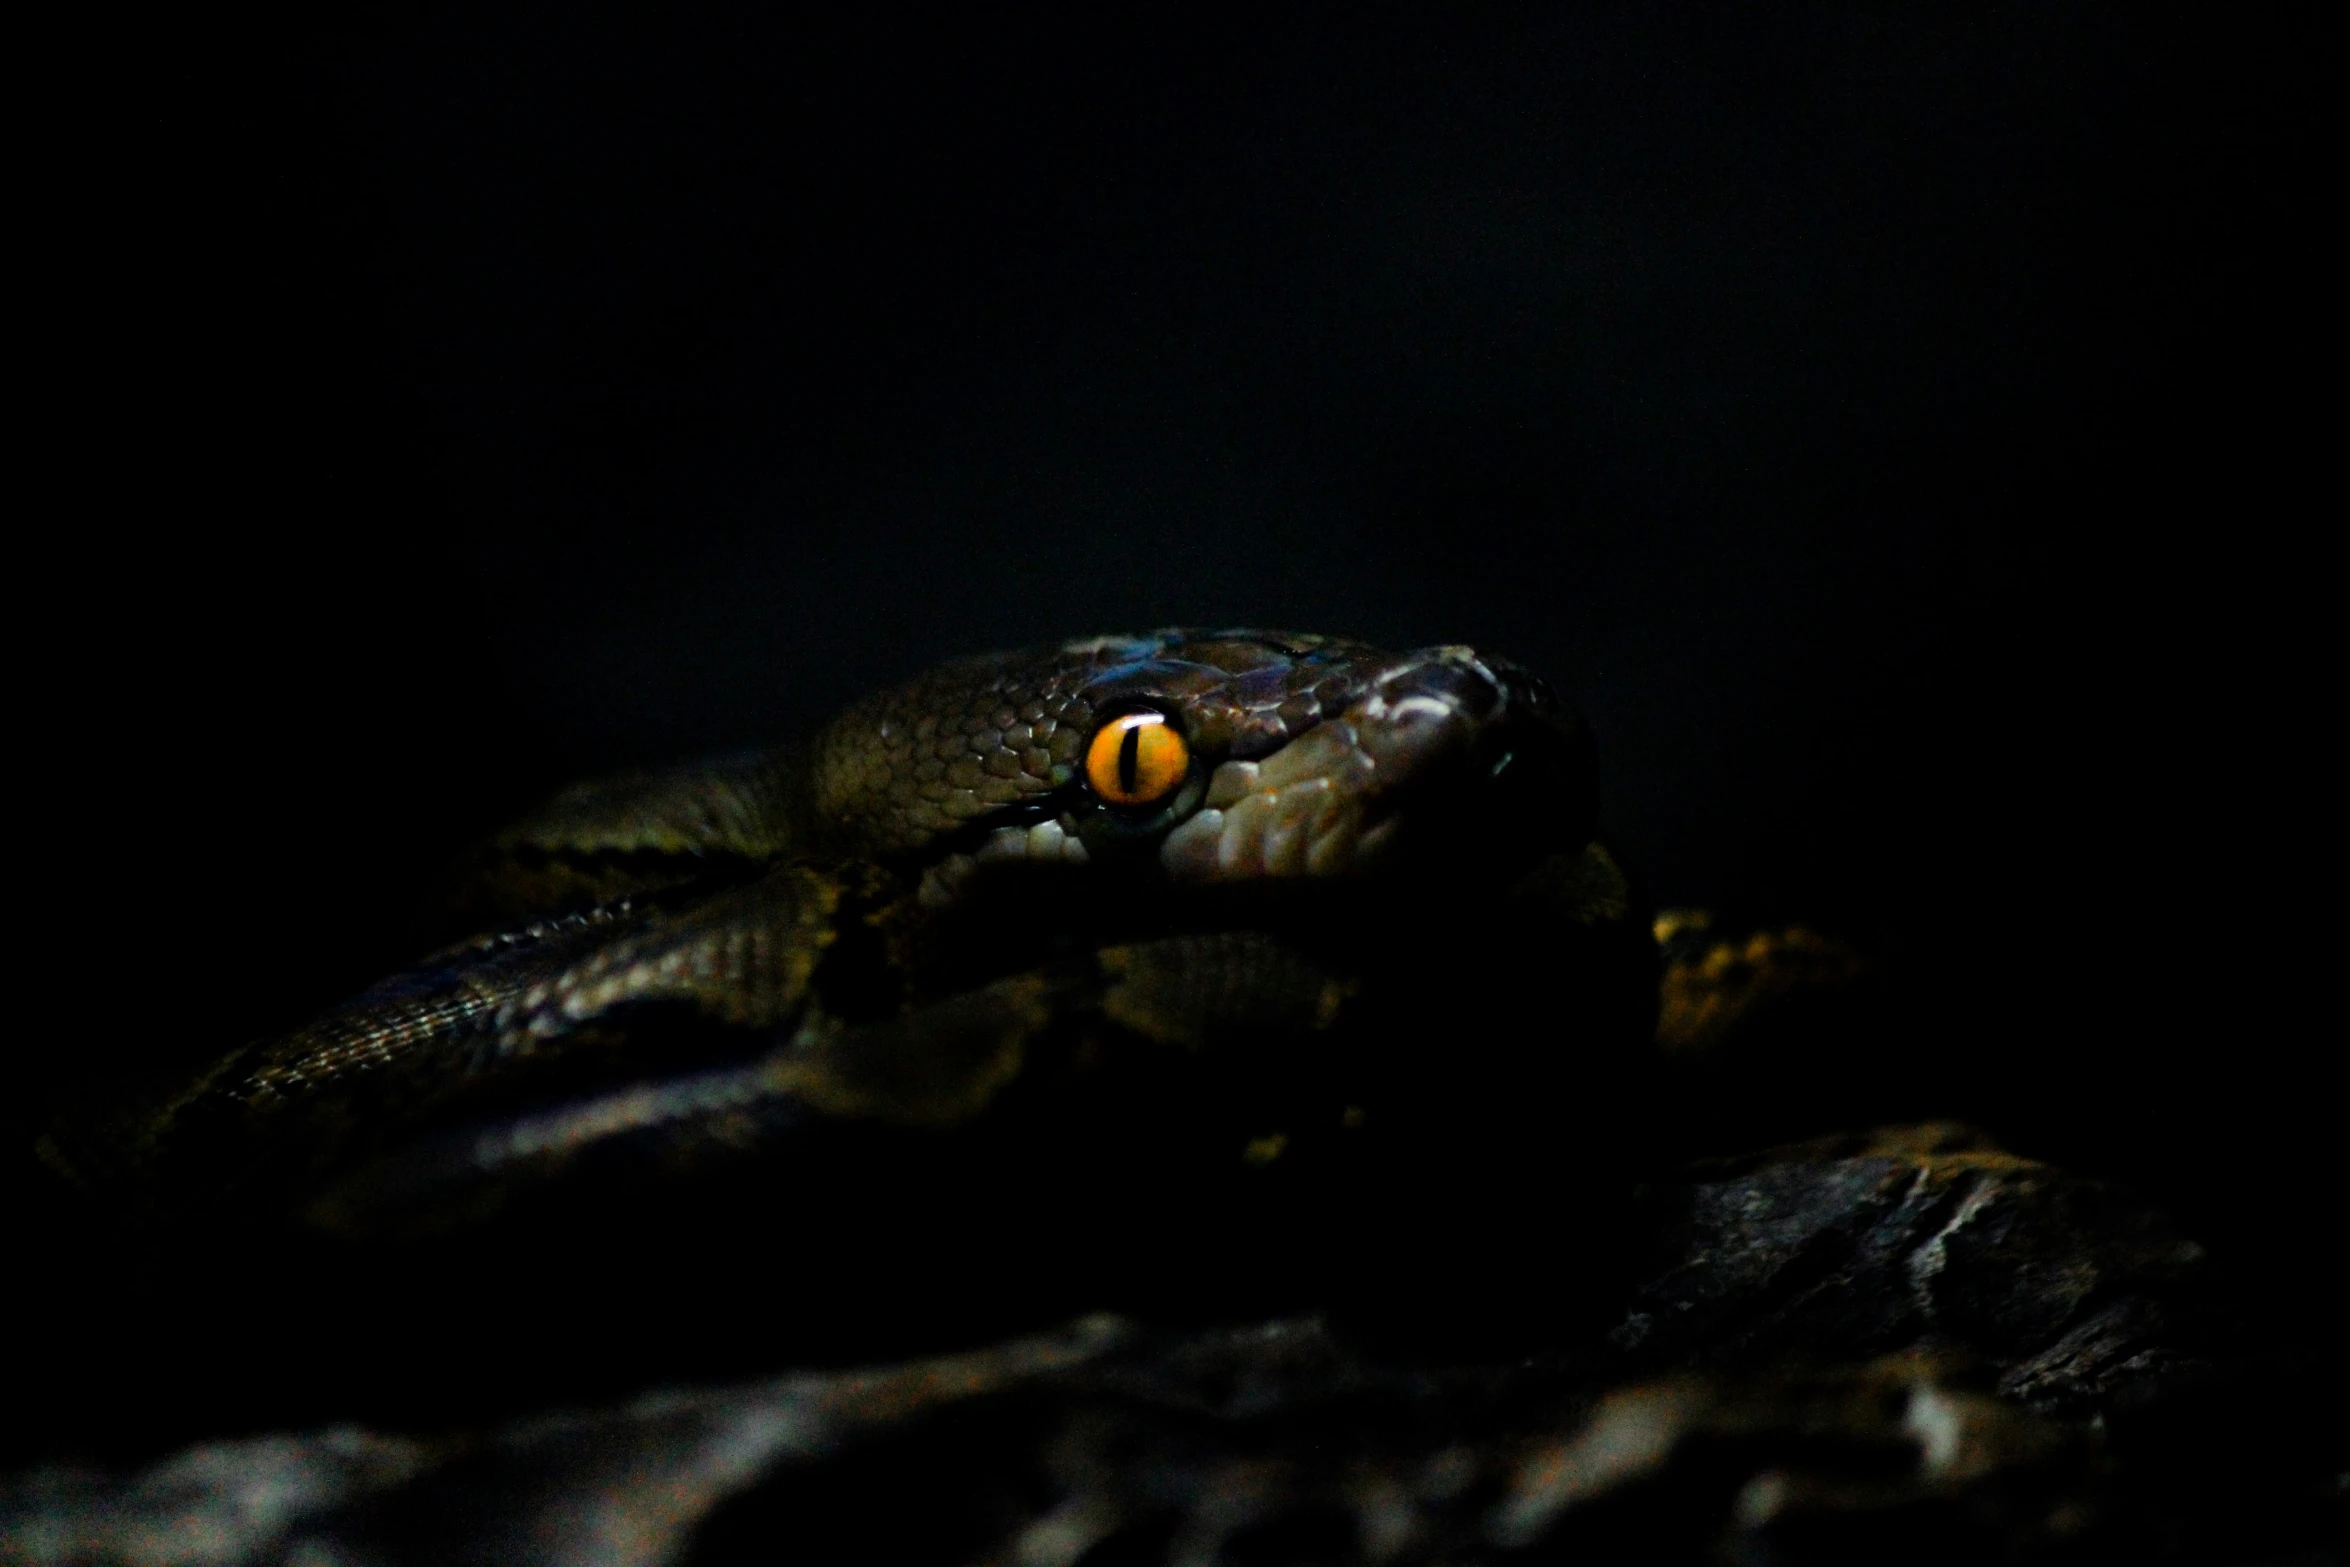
[918,817,1092,908]
[1162,723,1377,882]
[1157,647,1570,886]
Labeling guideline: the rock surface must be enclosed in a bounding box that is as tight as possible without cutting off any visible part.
[10,1123,2336,1565]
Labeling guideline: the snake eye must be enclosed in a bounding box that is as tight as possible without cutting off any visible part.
[1085,710,1190,807]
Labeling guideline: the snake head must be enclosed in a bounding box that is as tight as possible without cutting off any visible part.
[809,628,1601,897]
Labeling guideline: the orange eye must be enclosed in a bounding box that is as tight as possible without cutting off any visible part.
[1085,710,1190,806]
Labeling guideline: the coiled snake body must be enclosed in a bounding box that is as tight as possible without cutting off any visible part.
[45,630,1658,1411]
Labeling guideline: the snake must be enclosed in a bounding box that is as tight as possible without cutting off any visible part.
[40,629,1662,1407]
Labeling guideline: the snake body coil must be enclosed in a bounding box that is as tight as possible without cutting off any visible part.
[45,630,1656,1401]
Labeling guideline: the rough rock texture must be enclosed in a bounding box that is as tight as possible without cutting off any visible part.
[10,1124,2337,1565]
[1611,1123,2214,1407]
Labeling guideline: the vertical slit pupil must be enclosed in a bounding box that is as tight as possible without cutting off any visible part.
[1118,721,1143,794]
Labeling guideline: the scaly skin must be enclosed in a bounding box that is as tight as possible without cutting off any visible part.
[45,631,1655,1308]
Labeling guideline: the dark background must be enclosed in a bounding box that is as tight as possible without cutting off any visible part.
[35,11,2325,1294]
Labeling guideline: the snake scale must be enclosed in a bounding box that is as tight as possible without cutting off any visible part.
[17,630,2325,1567]
[40,629,1665,1422]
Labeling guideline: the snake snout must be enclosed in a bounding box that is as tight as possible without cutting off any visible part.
[1158,647,1595,885]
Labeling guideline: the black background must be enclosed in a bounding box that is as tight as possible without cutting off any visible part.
[33,11,2326,1302]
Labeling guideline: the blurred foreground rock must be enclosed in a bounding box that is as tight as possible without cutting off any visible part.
[9,1123,2338,1566]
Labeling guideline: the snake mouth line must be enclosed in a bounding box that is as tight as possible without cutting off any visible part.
[1158,650,1585,886]
[1160,718,1397,881]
